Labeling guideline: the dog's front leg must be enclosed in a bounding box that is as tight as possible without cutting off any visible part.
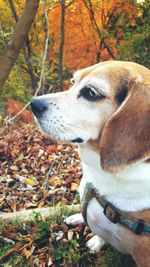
[65,213,105,253]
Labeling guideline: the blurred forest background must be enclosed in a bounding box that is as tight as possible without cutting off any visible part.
[0,1,149,265]
[0,0,149,115]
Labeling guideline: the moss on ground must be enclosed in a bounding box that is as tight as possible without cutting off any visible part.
[91,247,136,267]
[0,210,136,267]
[0,254,30,267]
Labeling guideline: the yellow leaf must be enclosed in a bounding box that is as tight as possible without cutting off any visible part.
[14,153,24,163]
[71,182,78,191]
[48,155,51,161]
[32,194,39,201]
[38,199,45,208]
[49,176,61,187]
[25,177,38,186]
[23,245,35,259]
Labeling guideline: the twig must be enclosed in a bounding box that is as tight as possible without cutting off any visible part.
[0,243,24,261]
[0,21,7,47]
[0,236,15,245]
[44,161,55,190]
[34,0,49,96]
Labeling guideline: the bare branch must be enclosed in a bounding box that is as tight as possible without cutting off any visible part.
[58,0,65,91]
[82,0,115,60]
[35,0,50,96]
[65,0,75,8]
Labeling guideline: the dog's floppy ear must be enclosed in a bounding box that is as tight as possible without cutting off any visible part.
[100,78,150,173]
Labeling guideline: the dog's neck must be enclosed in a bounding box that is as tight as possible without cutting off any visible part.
[78,142,150,212]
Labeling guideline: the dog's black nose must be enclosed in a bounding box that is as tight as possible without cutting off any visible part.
[31,98,48,116]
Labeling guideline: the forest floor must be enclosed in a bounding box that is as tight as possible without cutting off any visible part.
[0,124,136,266]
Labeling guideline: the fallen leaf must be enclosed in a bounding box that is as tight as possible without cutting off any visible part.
[48,257,53,266]
[49,176,62,187]
[14,153,24,163]
[25,177,39,186]
[10,165,19,171]
[67,230,74,241]
[71,182,78,191]
[23,245,36,259]
[38,199,45,208]
[56,231,64,241]
[38,149,44,157]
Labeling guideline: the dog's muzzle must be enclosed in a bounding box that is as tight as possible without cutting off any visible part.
[31,98,48,117]
[31,97,84,144]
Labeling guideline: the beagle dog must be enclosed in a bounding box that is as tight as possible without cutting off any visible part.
[31,61,150,267]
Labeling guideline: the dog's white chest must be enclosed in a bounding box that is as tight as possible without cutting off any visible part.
[78,144,150,211]
[85,198,129,253]
[78,144,150,253]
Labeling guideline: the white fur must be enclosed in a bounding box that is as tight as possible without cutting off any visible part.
[64,213,84,225]
[86,235,105,253]
[65,212,106,253]
[34,72,114,144]
[79,144,150,211]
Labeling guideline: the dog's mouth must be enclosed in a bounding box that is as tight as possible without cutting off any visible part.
[35,117,85,144]
[71,138,84,143]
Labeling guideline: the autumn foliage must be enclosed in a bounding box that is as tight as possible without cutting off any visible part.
[4,99,33,123]
[0,0,149,103]
[0,1,149,265]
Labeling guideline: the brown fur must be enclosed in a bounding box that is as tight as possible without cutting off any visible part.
[87,62,150,267]
[100,80,150,173]
[88,137,150,267]
[117,225,150,267]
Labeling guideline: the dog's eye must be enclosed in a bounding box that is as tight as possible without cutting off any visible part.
[80,86,105,101]
[88,88,97,97]
[70,78,75,85]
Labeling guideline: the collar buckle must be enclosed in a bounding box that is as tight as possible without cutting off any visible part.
[103,203,120,224]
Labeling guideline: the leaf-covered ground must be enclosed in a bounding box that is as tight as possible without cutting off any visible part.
[0,124,136,266]
[0,124,81,212]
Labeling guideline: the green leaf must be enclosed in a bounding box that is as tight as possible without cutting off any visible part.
[14,153,24,163]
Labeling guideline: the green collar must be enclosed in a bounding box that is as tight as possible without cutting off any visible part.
[81,182,150,236]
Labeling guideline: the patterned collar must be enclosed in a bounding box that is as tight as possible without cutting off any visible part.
[81,182,150,236]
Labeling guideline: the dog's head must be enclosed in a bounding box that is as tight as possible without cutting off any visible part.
[31,61,150,173]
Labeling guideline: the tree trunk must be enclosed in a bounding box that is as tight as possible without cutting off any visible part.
[0,0,39,92]
[8,0,38,92]
[58,0,65,91]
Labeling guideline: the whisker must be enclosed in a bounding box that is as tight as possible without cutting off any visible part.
[56,124,79,142]
[65,122,83,131]
[42,109,83,142]
[54,125,65,141]
[51,109,83,131]
[58,126,76,141]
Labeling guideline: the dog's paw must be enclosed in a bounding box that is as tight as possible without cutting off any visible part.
[64,213,84,226]
[86,235,105,253]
